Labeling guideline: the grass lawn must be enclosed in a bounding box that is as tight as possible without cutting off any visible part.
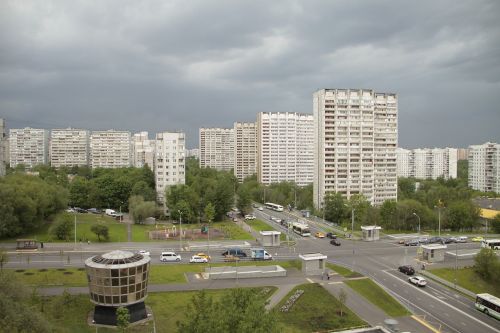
[344,278,410,317]
[33,286,277,333]
[246,219,287,241]
[277,283,367,333]
[327,263,363,278]
[9,260,302,286]
[429,267,500,298]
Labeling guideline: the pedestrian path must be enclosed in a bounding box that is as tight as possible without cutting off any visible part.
[265,283,297,310]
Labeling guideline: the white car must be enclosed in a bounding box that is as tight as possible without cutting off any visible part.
[258,207,264,211]
[138,250,150,257]
[409,275,427,287]
[160,251,181,262]
[244,214,256,220]
[189,255,208,263]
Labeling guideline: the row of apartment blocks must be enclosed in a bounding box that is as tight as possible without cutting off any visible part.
[396,148,458,180]
[1,124,185,202]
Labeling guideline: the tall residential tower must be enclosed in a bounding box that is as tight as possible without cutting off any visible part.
[199,128,235,171]
[468,142,500,193]
[50,128,90,167]
[9,127,49,168]
[234,122,257,182]
[155,132,186,203]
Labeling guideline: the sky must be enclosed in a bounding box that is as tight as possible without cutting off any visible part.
[1,0,499,149]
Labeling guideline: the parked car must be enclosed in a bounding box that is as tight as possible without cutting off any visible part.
[456,236,468,243]
[428,237,443,244]
[221,248,247,257]
[405,239,419,246]
[418,237,429,244]
[398,265,415,275]
[326,232,337,239]
[189,255,208,263]
[397,239,406,244]
[258,206,264,211]
[244,214,256,220]
[195,252,211,261]
[160,251,181,262]
[408,276,427,287]
[87,208,101,214]
[471,236,484,242]
[441,237,453,244]
[66,208,75,213]
[315,232,326,238]
[330,239,341,246]
[138,250,150,257]
[74,207,87,213]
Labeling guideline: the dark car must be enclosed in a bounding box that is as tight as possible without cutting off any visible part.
[428,237,443,244]
[330,239,341,246]
[74,207,87,213]
[441,237,453,244]
[326,232,337,239]
[87,208,101,214]
[221,248,247,257]
[404,239,419,246]
[398,265,415,275]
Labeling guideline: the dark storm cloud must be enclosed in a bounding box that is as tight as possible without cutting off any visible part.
[1,0,499,148]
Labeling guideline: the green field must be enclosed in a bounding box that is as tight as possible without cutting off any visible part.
[429,267,500,298]
[327,263,363,278]
[344,278,410,317]
[276,283,367,333]
[246,219,287,241]
[9,260,302,286]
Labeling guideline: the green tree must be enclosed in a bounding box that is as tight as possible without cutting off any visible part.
[205,202,215,223]
[447,200,480,231]
[380,200,398,229]
[69,176,91,208]
[236,187,252,215]
[128,195,156,224]
[491,214,500,234]
[323,192,346,224]
[131,180,156,202]
[50,214,74,241]
[91,224,109,241]
[116,306,130,332]
[474,248,499,281]
[347,194,370,228]
[0,249,7,272]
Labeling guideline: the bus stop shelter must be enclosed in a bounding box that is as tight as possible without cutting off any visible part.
[259,231,281,247]
[420,244,447,263]
[361,226,382,241]
[299,253,327,276]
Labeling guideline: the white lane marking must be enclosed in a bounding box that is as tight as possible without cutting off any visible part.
[306,278,314,283]
[381,270,500,333]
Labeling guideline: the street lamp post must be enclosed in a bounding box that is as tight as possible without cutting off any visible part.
[74,213,77,250]
[178,210,183,251]
[434,205,442,237]
[413,213,421,235]
[351,208,355,271]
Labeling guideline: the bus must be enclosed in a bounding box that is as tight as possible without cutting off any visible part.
[481,239,500,250]
[292,222,311,237]
[475,293,500,320]
[265,202,284,212]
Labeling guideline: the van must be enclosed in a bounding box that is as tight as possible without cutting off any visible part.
[160,251,181,262]
[221,248,247,258]
[105,209,117,216]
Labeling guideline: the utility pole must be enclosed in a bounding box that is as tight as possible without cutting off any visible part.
[74,213,77,250]
[413,213,421,235]
[178,210,183,251]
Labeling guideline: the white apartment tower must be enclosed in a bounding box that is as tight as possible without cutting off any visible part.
[9,127,49,168]
[199,128,235,171]
[155,132,185,203]
[50,128,90,167]
[396,148,457,179]
[90,130,131,168]
[257,112,314,186]
[132,132,155,171]
[468,142,500,193]
[0,118,7,176]
[234,122,257,182]
[313,89,398,207]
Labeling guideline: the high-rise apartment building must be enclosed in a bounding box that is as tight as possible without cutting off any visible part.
[468,142,500,193]
[257,112,314,186]
[0,118,7,176]
[90,130,131,168]
[50,128,90,168]
[199,128,235,171]
[396,148,457,180]
[313,89,398,207]
[457,148,469,160]
[132,132,155,171]
[9,127,49,168]
[155,132,185,203]
[234,122,257,182]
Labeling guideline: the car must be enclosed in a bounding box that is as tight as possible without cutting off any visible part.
[74,207,87,213]
[160,251,181,262]
[408,276,427,287]
[189,255,208,263]
[428,237,444,244]
[244,214,256,220]
[138,250,150,257]
[195,252,211,261]
[456,236,468,243]
[398,265,415,275]
[258,206,264,211]
[221,248,247,257]
[66,208,76,213]
[441,237,453,244]
[87,208,101,214]
[471,236,484,242]
[404,239,419,246]
[330,239,341,246]
[397,239,406,244]
[326,232,337,239]
[315,232,326,238]
[418,237,429,244]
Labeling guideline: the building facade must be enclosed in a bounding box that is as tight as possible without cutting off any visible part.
[234,122,257,182]
[9,127,49,168]
[257,112,314,186]
[0,118,7,176]
[155,132,186,203]
[313,89,398,207]
[457,148,469,160]
[199,128,235,171]
[132,132,155,171]
[396,147,457,180]
[468,142,500,193]
[50,128,90,168]
[90,130,131,168]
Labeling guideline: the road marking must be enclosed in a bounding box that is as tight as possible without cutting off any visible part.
[382,270,500,333]
[411,315,441,333]
[328,281,343,285]
[306,278,314,283]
